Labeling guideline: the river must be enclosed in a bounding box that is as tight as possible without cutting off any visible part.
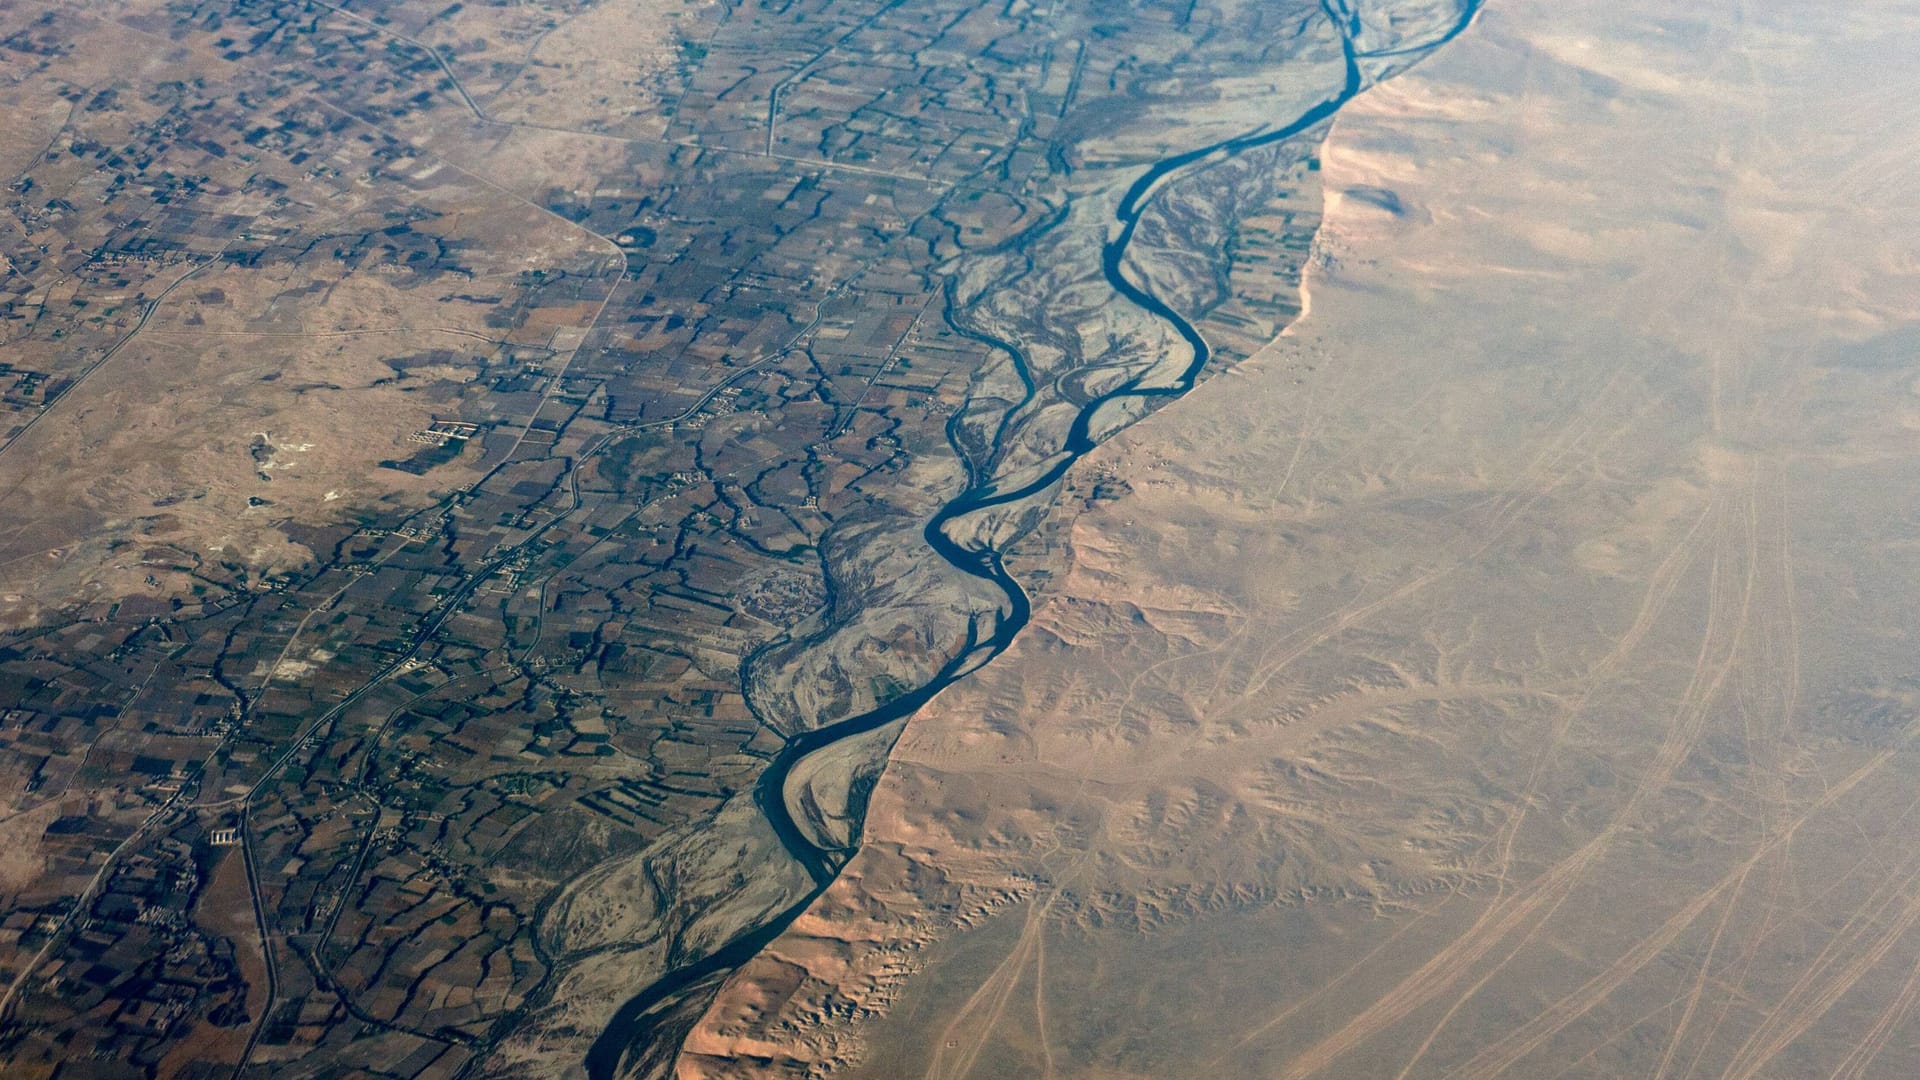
[584,1,1481,1074]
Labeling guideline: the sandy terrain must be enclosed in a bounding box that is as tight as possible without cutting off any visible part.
[0,0,633,629]
[683,1,1920,1077]
[0,258,501,622]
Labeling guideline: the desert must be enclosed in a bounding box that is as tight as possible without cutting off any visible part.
[683,2,1920,1078]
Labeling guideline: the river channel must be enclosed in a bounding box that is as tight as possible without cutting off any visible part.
[584,2,1481,1073]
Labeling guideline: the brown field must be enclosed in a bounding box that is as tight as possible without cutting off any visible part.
[162,844,261,1075]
